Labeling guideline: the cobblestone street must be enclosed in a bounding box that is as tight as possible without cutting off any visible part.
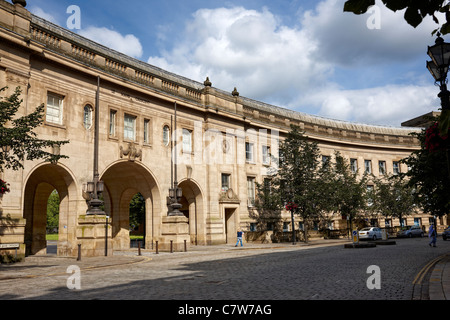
[0,237,448,302]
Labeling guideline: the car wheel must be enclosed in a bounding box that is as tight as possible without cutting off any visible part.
[373,235,377,241]
[408,233,412,238]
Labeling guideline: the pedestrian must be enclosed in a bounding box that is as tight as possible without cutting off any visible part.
[429,224,437,247]
[235,229,244,247]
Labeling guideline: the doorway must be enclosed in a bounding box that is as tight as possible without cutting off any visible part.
[225,208,237,244]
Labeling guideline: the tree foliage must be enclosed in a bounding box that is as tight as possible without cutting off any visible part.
[0,87,69,172]
[369,174,417,226]
[400,126,450,218]
[344,0,450,35]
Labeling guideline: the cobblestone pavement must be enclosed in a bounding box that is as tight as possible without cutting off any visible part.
[0,237,448,301]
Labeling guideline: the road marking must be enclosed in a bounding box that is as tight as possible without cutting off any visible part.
[412,254,447,285]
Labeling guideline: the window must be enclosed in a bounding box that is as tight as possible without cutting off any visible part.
[350,159,358,174]
[46,93,64,125]
[367,185,374,206]
[393,161,400,175]
[109,109,117,137]
[143,119,150,144]
[262,145,270,165]
[124,114,136,141]
[364,160,372,174]
[322,155,330,167]
[378,161,386,175]
[182,129,192,153]
[83,105,93,130]
[221,174,231,192]
[163,125,170,146]
[247,177,256,207]
[246,142,254,162]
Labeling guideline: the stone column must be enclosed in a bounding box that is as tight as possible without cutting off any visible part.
[76,215,112,257]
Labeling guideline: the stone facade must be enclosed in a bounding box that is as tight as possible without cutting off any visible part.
[0,1,446,257]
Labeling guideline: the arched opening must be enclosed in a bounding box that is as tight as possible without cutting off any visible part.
[23,164,77,256]
[129,192,145,248]
[178,179,205,245]
[101,161,161,250]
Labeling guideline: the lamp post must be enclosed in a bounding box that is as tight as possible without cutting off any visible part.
[168,101,184,217]
[427,33,450,112]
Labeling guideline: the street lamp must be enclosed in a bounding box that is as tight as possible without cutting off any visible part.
[427,33,450,112]
[168,101,184,217]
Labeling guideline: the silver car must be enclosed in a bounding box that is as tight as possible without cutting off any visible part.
[442,227,450,241]
[359,227,382,241]
[397,225,424,238]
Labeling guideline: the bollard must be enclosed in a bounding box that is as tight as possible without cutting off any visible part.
[184,239,187,252]
[155,241,159,254]
[138,241,141,256]
[170,240,173,253]
[77,244,81,261]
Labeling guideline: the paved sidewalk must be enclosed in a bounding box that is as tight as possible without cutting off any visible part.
[1,238,448,300]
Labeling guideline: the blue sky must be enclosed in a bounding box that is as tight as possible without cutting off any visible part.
[27,0,444,127]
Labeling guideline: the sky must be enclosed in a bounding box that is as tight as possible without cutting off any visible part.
[25,0,446,127]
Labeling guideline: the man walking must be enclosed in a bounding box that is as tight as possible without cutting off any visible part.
[235,229,244,247]
[429,224,437,247]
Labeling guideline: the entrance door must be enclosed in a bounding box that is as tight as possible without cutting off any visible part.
[224,208,236,244]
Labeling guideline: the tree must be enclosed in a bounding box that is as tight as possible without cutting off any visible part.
[344,0,450,35]
[331,152,369,234]
[370,175,417,228]
[129,193,145,232]
[400,125,450,218]
[256,125,336,243]
[46,190,60,232]
[0,87,69,172]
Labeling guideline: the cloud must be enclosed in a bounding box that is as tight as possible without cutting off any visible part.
[146,0,439,127]
[29,6,59,25]
[78,27,143,59]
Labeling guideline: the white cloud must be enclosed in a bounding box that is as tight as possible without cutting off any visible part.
[78,27,143,59]
[29,6,59,25]
[147,1,439,127]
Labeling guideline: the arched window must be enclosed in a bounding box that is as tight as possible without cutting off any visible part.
[83,105,93,129]
[163,125,170,146]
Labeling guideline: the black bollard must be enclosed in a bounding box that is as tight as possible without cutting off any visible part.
[138,241,141,256]
[77,244,81,261]
[170,240,173,253]
[184,239,187,252]
[155,241,159,254]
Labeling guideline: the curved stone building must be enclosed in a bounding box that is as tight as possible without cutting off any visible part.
[0,1,443,257]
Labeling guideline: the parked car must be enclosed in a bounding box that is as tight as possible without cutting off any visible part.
[442,227,450,241]
[397,225,424,238]
[359,227,382,240]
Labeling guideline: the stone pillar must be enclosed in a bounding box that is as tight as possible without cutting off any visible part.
[159,216,190,251]
[76,215,112,257]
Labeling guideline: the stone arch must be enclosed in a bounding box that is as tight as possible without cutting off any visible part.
[101,160,162,250]
[178,178,206,245]
[23,163,78,256]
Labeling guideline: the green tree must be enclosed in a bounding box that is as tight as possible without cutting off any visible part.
[46,190,60,232]
[0,87,69,172]
[331,152,369,234]
[256,125,336,243]
[344,0,450,34]
[370,175,417,228]
[400,127,450,218]
[129,193,145,232]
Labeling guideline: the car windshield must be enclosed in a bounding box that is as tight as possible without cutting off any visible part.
[400,227,411,230]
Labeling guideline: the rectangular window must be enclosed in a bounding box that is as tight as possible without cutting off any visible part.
[221,173,231,192]
[393,161,400,175]
[262,145,270,165]
[144,119,150,144]
[364,160,372,174]
[182,129,192,153]
[367,185,374,206]
[46,93,64,125]
[124,114,136,141]
[379,161,386,175]
[247,177,256,207]
[246,142,254,162]
[322,155,330,167]
[109,110,117,137]
[350,159,358,174]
